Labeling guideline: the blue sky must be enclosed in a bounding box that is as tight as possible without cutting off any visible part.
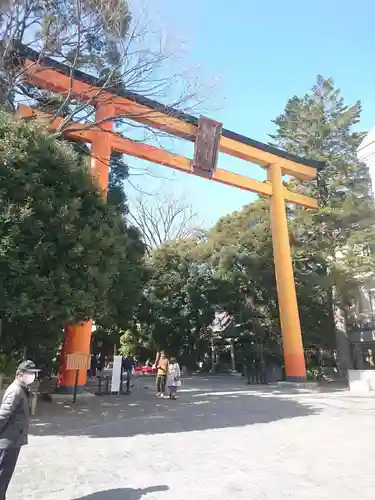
[127,0,375,227]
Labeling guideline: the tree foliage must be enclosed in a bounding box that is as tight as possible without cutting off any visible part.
[271,77,374,265]
[137,238,225,362]
[0,109,145,361]
[81,144,146,344]
[0,109,126,322]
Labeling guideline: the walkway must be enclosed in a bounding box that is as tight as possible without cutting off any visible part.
[8,376,375,499]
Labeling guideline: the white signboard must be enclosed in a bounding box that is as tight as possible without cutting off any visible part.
[111,356,122,393]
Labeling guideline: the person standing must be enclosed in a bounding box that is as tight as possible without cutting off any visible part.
[122,355,136,394]
[155,352,169,397]
[167,357,181,400]
[0,360,40,499]
[366,348,375,369]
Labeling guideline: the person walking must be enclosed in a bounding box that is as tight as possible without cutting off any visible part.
[0,360,40,499]
[167,357,181,400]
[155,351,169,397]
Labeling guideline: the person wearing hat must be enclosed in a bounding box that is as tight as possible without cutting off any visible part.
[0,360,40,498]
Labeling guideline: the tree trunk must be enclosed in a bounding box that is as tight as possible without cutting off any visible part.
[229,339,236,371]
[332,286,352,376]
[211,338,216,373]
[326,284,337,349]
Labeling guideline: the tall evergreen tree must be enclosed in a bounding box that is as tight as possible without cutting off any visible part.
[271,75,375,372]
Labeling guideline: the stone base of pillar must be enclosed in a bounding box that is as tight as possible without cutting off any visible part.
[285,376,307,383]
[51,391,95,402]
[277,380,318,390]
[55,384,86,394]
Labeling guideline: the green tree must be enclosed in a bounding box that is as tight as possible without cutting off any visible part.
[137,238,226,366]
[35,110,147,357]
[207,199,331,355]
[0,109,128,354]
[271,75,375,371]
[94,223,146,338]
[73,143,146,354]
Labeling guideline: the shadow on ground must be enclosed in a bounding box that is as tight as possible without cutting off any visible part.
[30,379,322,439]
[72,485,169,499]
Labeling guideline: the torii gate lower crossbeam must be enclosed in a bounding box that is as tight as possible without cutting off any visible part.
[17,48,320,389]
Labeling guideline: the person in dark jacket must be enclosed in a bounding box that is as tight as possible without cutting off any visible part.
[0,360,40,499]
[122,356,135,394]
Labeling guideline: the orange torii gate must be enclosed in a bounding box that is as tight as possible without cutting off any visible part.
[17,45,320,390]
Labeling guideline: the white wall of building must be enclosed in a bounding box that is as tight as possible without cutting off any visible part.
[349,275,375,342]
[357,125,375,197]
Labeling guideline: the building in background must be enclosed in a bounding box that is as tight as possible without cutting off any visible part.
[348,132,375,368]
[358,126,375,196]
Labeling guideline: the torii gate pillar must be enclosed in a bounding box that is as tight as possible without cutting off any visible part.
[58,106,113,392]
[269,164,306,380]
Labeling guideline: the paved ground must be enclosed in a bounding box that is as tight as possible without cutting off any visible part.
[7,375,375,499]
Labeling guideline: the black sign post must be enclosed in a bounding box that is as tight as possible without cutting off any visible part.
[72,369,79,404]
[66,353,90,404]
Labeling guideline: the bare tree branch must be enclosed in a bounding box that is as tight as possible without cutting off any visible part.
[128,191,200,252]
[0,0,218,133]
[0,0,220,195]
